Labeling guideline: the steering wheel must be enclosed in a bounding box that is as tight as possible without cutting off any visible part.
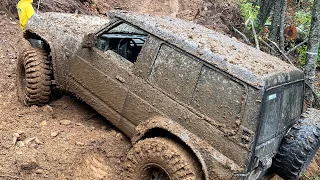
[117,38,138,62]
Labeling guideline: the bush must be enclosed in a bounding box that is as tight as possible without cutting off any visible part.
[239,0,260,29]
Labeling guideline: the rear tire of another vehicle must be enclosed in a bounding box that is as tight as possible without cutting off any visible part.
[272,117,320,179]
[16,40,52,106]
[123,137,203,180]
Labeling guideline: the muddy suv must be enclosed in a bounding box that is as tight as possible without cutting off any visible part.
[17,11,320,179]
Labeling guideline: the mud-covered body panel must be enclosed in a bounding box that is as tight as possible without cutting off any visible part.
[24,12,108,89]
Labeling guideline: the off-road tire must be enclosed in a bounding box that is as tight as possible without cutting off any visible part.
[16,40,52,106]
[123,137,203,180]
[272,115,320,179]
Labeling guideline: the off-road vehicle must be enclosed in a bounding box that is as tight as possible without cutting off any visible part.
[16,11,320,179]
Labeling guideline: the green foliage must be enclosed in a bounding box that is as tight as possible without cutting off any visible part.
[294,0,319,67]
[239,0,260,24]
[297,45,320,67]
[297,45,308,66]
[294,9,312,31]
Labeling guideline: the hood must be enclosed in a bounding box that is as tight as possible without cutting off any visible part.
[25,12,108,52]
[26,12,108,40]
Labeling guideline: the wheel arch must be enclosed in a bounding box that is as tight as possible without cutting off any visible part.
[132,116,209,180]
[23,30,58,81]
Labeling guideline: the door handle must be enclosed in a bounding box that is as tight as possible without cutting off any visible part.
[116,75,126,83]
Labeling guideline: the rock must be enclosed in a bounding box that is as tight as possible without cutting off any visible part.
[43,105,53,114]
[59,120,71,126]
[75,123,83,126]
[75,142,85,146]
[12,133,20,145]
[40,120,47,126]
[235,120,241,126]
[116,133,123,139]
[34,137,42,145]
[19,159,39,171]
[35,168,44,174]
[17,131,27,141]
[110,130,117,137]
[16,141,25,148]
[51,132,59,137]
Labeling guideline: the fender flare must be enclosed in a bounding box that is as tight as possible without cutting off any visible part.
[131,116,210,180]
[23,30,59,82]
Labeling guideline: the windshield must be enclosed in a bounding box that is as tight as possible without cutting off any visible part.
[258,81,304,144]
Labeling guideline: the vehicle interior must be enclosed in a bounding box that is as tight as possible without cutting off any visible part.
[95,23,147,63]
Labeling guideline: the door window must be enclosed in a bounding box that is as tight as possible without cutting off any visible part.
[95,23,147,63]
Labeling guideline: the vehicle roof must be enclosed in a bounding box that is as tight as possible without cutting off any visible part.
[110,11,303,89]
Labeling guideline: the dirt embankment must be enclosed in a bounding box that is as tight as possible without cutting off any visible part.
[2,0,242,35]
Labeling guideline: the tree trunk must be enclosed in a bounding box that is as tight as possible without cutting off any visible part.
[268,0,284,56]
[269,0,282,44]
[305,0,320,103]
[279,0,287,51]
[255,0,276,33]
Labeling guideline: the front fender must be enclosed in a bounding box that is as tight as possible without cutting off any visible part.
[24,13,108,88]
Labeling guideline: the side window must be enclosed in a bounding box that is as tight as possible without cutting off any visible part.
[149,45,202,103]
[95,23,147,63]
[191,66,245,126]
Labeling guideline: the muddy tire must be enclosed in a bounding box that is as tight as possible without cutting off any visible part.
[16,40,52,106]
[123,137,203,180]
[272,118,320,179]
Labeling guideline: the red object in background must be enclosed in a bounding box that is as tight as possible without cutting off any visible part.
[284,25,298,40]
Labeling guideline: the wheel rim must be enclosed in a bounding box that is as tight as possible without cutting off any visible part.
[141,164,170,180]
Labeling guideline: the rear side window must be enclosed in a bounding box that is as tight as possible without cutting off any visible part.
[191,66,245,126]
[149,45,202,103]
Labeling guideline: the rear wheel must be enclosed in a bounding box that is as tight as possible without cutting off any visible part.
[16,40,52,106]
[272,114,320,179]
[123,137,203,180]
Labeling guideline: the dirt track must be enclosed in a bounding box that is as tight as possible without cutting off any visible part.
[0,0,320,179]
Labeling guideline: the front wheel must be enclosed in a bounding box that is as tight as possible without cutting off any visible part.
[123,137,203,180]
[16,39,52,106]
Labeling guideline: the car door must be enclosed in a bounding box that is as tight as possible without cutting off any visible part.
[66,21,148,128]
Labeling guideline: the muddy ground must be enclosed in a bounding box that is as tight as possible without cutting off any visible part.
[0,0,319,179]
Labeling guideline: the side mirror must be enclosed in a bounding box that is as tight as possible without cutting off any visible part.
[82,33,95,48]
